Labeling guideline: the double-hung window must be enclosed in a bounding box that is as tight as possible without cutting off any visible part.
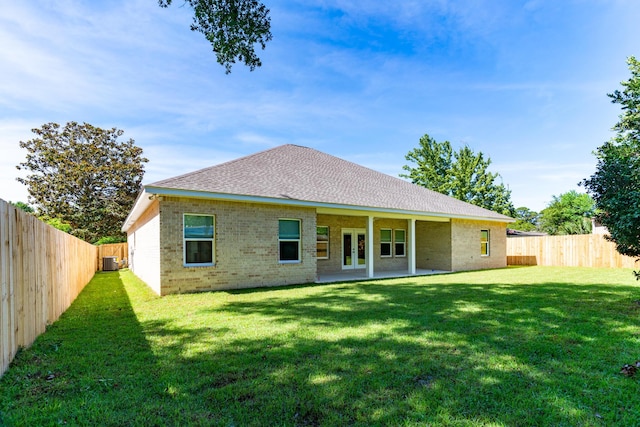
[395,229,406,257]
[279,219,301,262]
[184,214,214,266]
[316,226,329,259]
[480,229,490,256]
[380,229,392,257]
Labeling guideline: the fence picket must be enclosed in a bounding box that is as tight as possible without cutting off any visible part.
[0,199,99,376]
[507,234,639,268]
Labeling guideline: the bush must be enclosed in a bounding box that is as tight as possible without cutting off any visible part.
[94,236,127,245]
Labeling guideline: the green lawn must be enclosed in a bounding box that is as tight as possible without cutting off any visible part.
[1,267,639,426]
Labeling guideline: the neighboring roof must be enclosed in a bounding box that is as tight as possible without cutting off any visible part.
[124,144,513,231]
[507,229,547,238]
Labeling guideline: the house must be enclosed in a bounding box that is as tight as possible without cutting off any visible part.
[122,144,514,295]
[591,218,608,235]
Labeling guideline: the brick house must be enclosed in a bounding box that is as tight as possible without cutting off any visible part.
[122,144,513,295]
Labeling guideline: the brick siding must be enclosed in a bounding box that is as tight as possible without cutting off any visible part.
[415,220,452,271]
[128,197,508,295]
[450,218,507,271]
[158,197,317,294]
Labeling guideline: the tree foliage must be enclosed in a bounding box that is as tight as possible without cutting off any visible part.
[511,206,539,231]
[10,201,34,214]
[582,56,640,277]
[538,191,595,235]
[16,122,148,243]
[159,0,272,73]
[402,134,515,216]
[39,215,73,234]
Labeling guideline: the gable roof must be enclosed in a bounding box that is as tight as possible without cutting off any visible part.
[124,144,512,231]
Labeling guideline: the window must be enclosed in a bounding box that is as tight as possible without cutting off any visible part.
[316,226,329,259]
[481,229,490,256]
[184,214,214,266]
[395,229,406,257]
[279,219,301,262]
[380,229,392,257]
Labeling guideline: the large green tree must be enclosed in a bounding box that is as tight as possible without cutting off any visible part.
[538,191,595,235]
[16,122,148,243]
[159,0,272,73]
[402,134,515,216]
[511,206,539,232]
[582,56,640,276]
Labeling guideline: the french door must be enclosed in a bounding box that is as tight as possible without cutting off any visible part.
[342,228,366,269]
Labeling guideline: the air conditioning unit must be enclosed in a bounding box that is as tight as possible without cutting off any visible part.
[103,256,119,271]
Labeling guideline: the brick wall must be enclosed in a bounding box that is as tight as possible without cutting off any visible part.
[450,218,507,271]
[415,220,452,271]
[158,198,317,294]
[127,197,508,295]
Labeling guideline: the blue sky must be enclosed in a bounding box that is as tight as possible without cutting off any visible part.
[1,0,638,212]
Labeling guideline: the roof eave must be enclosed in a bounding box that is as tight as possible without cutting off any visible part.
[121,188,153,233]
[140,186,514,224]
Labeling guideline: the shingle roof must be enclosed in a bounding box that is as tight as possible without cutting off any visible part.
[148,144,512,221]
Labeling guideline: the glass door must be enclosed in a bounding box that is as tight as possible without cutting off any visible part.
[356,232,366,267]
[342,228,366,269]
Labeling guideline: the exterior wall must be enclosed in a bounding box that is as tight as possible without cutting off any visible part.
[127,200,161,294]
[415,221,452,271]
[450,219,507,271]
[127,198,508,295]
[158,197,317,294]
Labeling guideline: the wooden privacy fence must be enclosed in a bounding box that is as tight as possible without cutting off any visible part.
[507,234,639,268]
[97,242,128,270]
[0,199,98,377]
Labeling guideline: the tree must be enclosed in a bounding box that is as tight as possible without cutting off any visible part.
[402,134,515,216]
[39,215,73,234]
[10,201,34,214]
[159,0,272,73]
[538,191,595,235]
[16,122,148,243]
[582,56,640,277]
[511,206,539,231]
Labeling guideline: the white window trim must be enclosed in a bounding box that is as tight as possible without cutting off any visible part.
[380,228,392,258]
[316,225,329,260]
[394,229,406,258]
[183,213,215,267]
[481,229,490,257]
[279,218,301,264]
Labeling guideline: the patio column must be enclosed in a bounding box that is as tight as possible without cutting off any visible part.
[367,215,374,278]
[409,218,416,275]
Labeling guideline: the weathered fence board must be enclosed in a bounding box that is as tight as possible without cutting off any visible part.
[507,234,639,268]
[0,199,98,377]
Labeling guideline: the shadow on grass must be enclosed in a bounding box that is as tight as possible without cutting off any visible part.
[1,270,639,426]
[0,271,164,426]
[181,276,640,425]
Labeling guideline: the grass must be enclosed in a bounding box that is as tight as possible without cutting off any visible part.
[1,267,640,426]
